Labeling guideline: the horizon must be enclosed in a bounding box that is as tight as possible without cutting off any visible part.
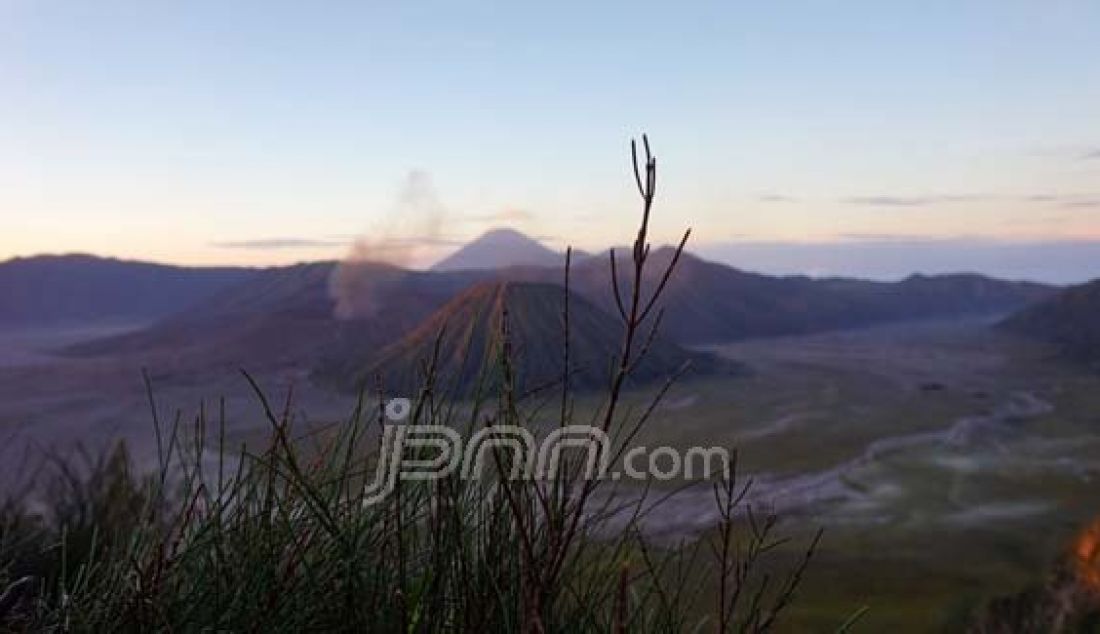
[7,225,1100,285]
[3,2,1099,281]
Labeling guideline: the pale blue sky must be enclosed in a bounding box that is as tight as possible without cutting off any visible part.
[2,1,1099,280]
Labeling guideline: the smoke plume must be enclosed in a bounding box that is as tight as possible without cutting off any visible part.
[328,170,449,319]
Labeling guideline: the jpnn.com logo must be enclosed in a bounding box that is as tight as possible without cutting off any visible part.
[362,398,732,506]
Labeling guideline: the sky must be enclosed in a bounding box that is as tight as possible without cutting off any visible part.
[2,1,1099,281]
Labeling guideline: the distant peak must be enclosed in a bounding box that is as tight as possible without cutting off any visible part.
[466,227,551,249]
[477,227,533,240]
[430,227,563,272]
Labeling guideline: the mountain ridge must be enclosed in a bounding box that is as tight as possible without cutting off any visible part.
[50,233,1060,372]
[0,253,257,328]
[1000,278,1100,365]
[525,248,1056,344]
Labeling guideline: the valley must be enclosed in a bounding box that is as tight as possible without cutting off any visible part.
[602,318,1100,630]
[1,307,1097,631]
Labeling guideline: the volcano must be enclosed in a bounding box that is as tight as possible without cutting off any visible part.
[316,280,732,396]
[430,228,565,271]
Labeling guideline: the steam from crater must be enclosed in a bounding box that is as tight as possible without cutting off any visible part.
[328,170,449,319]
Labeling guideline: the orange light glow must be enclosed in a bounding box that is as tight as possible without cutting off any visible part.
[1074,517,1100,594]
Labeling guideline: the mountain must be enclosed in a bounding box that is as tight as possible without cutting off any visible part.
[317,281,732,395]
[65,261,341,363]
[0,254,256,329]
[431,228,565,271]
[1000,278,1100,364]
[529,249,1057,344]
[65,261,492,369]
[67,245,1057,371]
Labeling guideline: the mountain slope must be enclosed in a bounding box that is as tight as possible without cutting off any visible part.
[431,228,564,271]
[65,261,494,369]
[65,261,340,362]
[553,249,1056,344]
[1000,278,1100,364]
[318,281,732,395]
[0,254,255,328]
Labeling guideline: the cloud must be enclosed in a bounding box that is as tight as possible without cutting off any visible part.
[840,194,988,207]
[842,196,929,207]
[212,237,350,250]
[1024,145,1100,161]
[758,194,798,203]
[839,193,1099,207]
[1061,199,1100,209]
[838,233,937,242]
[1020,193,1100,205]
[836,233,985,243]
[364,236,467,249]
[1005,214,1070,226]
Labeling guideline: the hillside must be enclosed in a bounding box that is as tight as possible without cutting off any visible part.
[0,254,255,328]
[65,261,341,364]
[1000,278,1100,364]
[548,248,1056,344]
[317,281,731,395]
[431,228,565,271]
[65,261,492,369]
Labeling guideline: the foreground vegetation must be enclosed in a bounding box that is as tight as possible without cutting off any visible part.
[0,406,813,631]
